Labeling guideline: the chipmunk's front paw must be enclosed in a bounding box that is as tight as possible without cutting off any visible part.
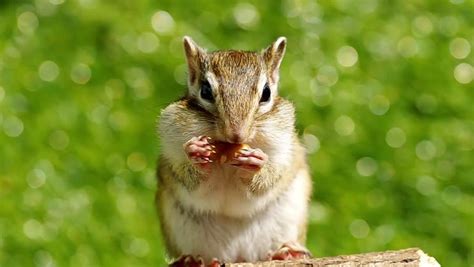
[229,147,267,173]
[269,243,312,261]
[169,255,204,267]
[169,255,220,267]
[183,136,215,171]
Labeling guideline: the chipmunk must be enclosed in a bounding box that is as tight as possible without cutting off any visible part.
[156,36,312,266]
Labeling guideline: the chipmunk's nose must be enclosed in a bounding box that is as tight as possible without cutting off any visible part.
[225,128,246,144]
[230,132,244,144]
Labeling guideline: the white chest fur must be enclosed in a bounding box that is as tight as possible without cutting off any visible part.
[175,164,278,218]
[163,169,309,263]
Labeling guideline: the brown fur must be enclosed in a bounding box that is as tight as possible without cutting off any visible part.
[157,37,312,261]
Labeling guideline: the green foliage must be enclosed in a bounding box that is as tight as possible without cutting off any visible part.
[1,0,473,266]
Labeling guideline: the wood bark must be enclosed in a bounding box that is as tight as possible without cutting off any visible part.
[225,248,440,267]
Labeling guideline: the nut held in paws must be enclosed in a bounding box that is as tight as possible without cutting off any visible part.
[209,142,250,164]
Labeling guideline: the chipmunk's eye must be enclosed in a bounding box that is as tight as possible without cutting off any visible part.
[200,80,214,102]
[260,83,271,103]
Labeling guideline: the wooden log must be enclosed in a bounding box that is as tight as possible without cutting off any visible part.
[225,248,440,267]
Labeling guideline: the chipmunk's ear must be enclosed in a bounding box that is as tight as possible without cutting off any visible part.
[263,37,287,84]
[183,36,205,85]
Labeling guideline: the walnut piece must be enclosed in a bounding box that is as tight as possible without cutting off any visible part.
[210,142,250,164]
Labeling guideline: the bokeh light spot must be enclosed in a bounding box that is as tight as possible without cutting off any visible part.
[397,36,418,58]
[369,95,390,115]
[49,130,70,150]
[35,0,58,16]
[78,0,95,7]
[125,67,152,99]
[70,63,91,85]
[412,16,433,37]
[416,175,438,196]
[317,65,338,87]
[3,115,24,137]
[23,219,44,240]
[374,225,395,245]
[17,11,39,35]
[174,64,187,85]
[88,104,109,124]
[142,169,156,190]
[365,34,396,60]
[119,34,138,54]
[233,3,260,29]
[358,0,378,14]
[129,238,150,257]
[27,168,47,189]
[385,127,406,148]
[105,79,125,100]
[127,152,147,172]
[415,140,437,160]
[349,219,370,239]
[312,93,333,106]
[303,133,320,154]
[309,201,328,223]
[108,111,130,131]
[337,46,358,67]
[334,115,355,136]
[38,60,60,82]
[49,0,65,4]
[5,45,20,58]
[108,176,127,193]
[449,38,471,59]
[453,63,473,84]
[311,81,333,107]
[34,250,54,267]
[441,186,462,206]
[69,190,91,212]
[116,193,136,215]
[356,157,378,177]
[151,10,175,34]
[137,32,159,53]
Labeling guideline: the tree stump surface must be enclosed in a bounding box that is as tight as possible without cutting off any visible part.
[225,248,440,267]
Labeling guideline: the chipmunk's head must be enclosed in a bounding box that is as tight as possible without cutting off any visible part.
[183,36,286,144]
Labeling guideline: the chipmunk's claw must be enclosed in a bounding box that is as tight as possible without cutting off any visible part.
[207,258,221,267]
[229,147,267,172]
[169,255,205,267]
[184,136,215,170]
[269,243,312,261]
[169,255,221,267]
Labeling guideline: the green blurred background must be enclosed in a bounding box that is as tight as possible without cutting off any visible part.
[1,0,473,266]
